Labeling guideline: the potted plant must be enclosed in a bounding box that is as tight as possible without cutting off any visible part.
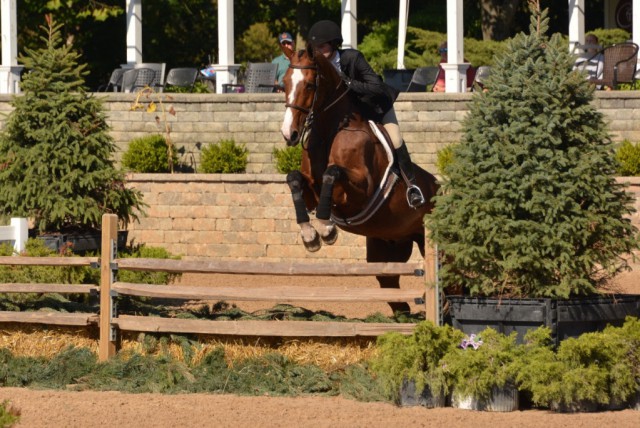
[426,3,639,342]
[440,328,522,411]
[370,321,464,407]
[516,317,640,412]
[0,17,144,253]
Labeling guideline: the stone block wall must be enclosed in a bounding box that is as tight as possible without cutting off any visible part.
[2,91,638,175]
[126,173,399,263]
[126,174,640,263]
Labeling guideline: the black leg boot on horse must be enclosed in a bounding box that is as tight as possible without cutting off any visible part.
[396,144,426,209]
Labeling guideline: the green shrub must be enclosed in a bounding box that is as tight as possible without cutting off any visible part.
[435,144,457,178]
[273,145,302,174]
[0,19,143,233]
[122,134,178,173]
[370,321,464,401]
[200,139,248,173]
[515,318,640,410]
[440,328,522,401]
[615,140,640,176]
[0,400,20,427]
[117,244,181,285]
[426,8,638,298]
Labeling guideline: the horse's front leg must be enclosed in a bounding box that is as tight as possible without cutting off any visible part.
[286,171,321,252]
[315,165,340,245]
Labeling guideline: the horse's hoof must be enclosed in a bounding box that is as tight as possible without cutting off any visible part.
[303,234,322,252]
[321,226,338,245]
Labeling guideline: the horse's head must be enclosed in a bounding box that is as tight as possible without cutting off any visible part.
[280,44,343,146]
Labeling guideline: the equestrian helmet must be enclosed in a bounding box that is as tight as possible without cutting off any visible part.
[308,20,343,46]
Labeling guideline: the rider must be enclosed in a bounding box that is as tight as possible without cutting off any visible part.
[307,20,425,209]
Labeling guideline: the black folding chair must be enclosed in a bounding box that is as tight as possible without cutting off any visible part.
[121,68,157,93]
[97,68,125,92]
[406,67,440,92]
[472,66,492,91]
[383,69,415,92]
[160,67,199,92]
[223,62,279,93]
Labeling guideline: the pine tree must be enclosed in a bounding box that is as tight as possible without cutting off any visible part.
[426,3,639,298]
[0,16,144,233]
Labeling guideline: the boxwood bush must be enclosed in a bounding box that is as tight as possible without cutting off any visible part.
[122,134,178,173]
[615,140,640,176]
[272,144,302,174]
[200,139,248,173]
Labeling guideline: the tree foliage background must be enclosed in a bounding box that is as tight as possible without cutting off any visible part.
[4,0,615,90]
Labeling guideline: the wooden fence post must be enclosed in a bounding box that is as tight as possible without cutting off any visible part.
[99,214,118,361]
[424,228,440,325]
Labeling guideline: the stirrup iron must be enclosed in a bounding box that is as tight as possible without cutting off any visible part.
[406,185,426,209]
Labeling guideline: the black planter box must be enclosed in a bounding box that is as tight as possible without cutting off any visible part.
[446,295,640,345]
[37,230,128,254]
[398,379,446,408]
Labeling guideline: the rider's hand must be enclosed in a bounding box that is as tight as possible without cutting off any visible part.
[339,71,352,86]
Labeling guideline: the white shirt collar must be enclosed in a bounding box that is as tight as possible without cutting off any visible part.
[330,50,341,72]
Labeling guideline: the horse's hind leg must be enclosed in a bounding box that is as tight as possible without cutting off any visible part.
[315,165,340,245]
[286,171,321,252]
[366,237,414,315]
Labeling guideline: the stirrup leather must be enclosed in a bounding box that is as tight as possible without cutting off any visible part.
[406,185,426,208]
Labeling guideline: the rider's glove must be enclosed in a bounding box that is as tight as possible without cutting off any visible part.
[339,72,352,86]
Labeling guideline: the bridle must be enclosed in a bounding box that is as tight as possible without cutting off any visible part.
[285,61,350,146]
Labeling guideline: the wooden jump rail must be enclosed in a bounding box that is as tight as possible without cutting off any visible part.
[0,214,440,361]
[0,255,99,327]
[102,215,440,361]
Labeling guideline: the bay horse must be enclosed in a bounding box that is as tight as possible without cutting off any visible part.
[280,44,439,313]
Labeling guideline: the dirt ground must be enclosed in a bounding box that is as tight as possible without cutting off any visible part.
[1,256,639,427]
[1,387,638,428]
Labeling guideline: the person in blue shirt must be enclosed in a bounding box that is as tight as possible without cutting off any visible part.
[272,31,295,91]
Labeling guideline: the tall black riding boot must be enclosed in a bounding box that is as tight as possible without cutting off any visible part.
[396,144,426,208]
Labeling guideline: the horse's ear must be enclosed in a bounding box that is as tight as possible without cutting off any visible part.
[306,42,315,59]
[281,43,295,60]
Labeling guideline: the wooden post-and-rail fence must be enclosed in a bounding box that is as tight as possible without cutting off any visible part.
[1,214,440,361]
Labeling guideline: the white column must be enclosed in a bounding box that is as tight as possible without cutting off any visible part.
[634,0,640,47]
[568,0,585,52]
[445,0,469,93]
[0,0,22,93]
[341,0,357,49]
[214,0,240,93]
[125,0,142,66]
[397,0,410,69]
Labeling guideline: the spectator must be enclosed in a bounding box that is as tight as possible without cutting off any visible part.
[432,41,476,92]
[573,33,603,86]
[272,31,295,90]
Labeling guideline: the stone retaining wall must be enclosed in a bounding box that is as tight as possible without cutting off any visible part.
[1,91,639,174]
[126,174,640,263]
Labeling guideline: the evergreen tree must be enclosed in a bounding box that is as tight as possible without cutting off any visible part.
[0,17,144,233]
[426,3,638,299]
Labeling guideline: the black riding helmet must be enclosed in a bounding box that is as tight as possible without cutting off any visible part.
[308,20,343,47]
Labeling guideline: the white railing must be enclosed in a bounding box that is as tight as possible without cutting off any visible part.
[0,217,27,253]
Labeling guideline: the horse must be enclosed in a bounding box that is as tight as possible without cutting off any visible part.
[279,44,439,313]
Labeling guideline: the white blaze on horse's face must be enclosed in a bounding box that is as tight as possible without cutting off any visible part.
[281,68,305,141]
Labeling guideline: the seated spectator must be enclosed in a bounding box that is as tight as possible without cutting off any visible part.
[432,41,476,92]
[573,33,603,86]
